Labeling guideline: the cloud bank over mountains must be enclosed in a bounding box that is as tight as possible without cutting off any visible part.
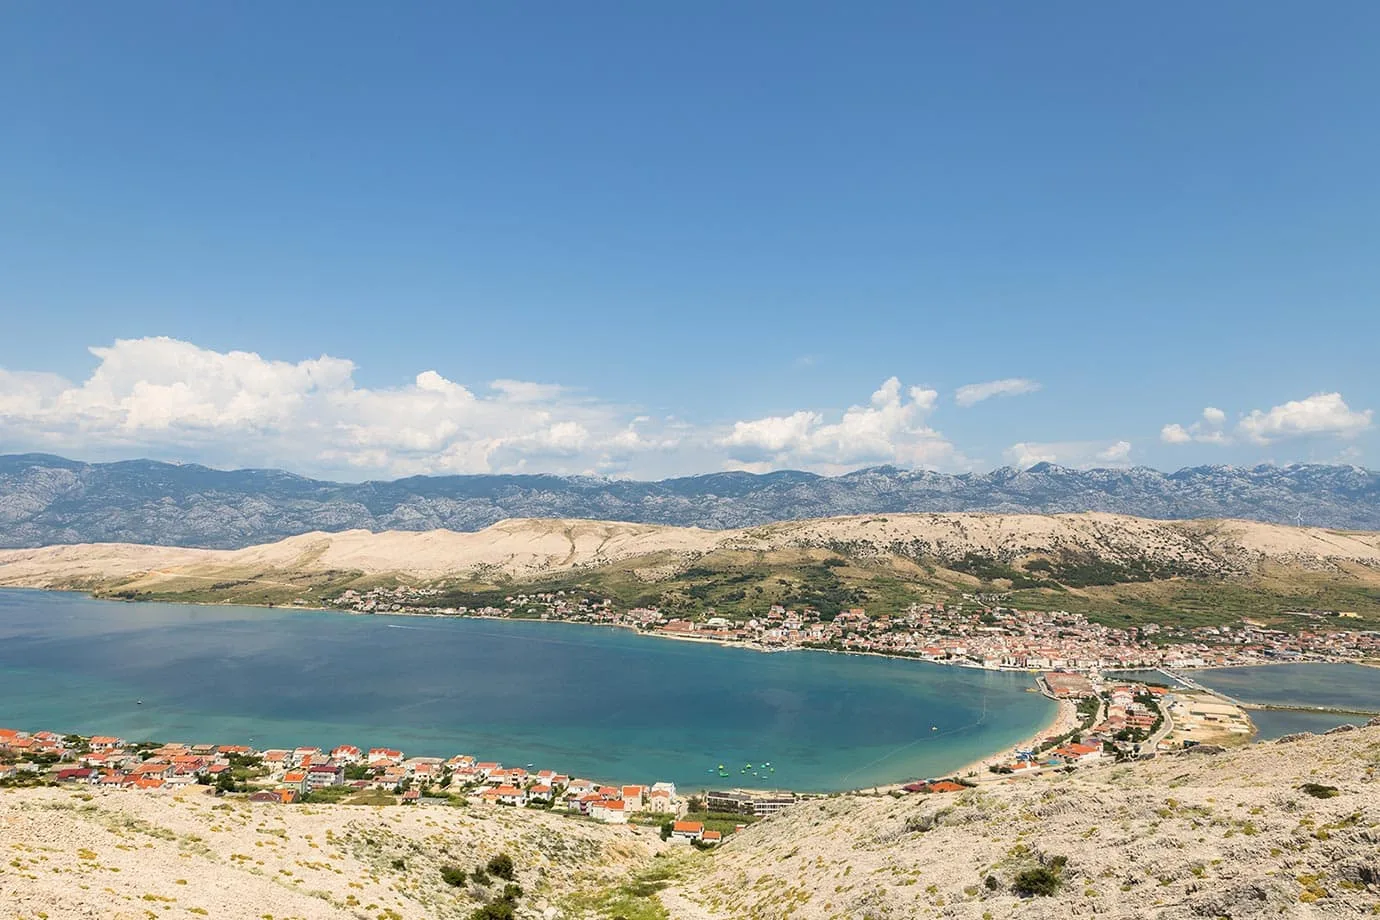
[0,337,1372,479]
[1161,394,1372,448]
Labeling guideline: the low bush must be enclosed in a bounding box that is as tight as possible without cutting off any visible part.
[486,853,515,881]
[1012,866,1062,897]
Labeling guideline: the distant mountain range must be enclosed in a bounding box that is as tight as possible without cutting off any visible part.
[1,453,1378,549]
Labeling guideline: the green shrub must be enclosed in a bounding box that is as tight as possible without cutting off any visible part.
[486,853,515,881]
[1300,783,1339,799]
[439,865,467,887]
[1012,866,1062,897]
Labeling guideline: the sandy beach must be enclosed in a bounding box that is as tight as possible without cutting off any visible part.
[953,696,1081,779]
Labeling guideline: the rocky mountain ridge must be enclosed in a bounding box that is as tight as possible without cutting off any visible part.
[2,453,1379,549]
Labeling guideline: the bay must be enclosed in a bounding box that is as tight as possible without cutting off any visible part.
[0,589,1053,792]
[1187,663,1380,712]
[1249,709,1365,741]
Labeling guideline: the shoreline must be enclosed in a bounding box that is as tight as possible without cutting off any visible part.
[951,696,1081,779]
[0,587,1064,795]
[7,585,1371,794]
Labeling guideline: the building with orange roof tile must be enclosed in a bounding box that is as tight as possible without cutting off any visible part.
[590,798,628,824]
[671,820,704,842]
[480,784,527,807]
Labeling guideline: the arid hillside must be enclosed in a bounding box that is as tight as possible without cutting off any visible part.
[661,723,1380,920]
[2,511,1379,584]
[0,782,662,920]
[3,725,1378,919]
[3,512,1380,627]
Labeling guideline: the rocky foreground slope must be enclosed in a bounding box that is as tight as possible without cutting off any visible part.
[4,453,1380,548]
[1,783,658,920]
[663,723,1380,920]
[2,726,1377,919]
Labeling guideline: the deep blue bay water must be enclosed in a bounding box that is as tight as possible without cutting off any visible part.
[0,590,1053,792]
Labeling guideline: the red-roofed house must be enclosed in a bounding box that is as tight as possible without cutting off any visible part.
[481,785,527,807]
[647,789,677,814]
[368,748,404,766]
[671,820,704,842]
[306,763,343,790]
[590,799,628,824]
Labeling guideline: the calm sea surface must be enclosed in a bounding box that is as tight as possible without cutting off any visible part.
[0,590,1053,792]
[1188,663,1380,712]
[1248,709,1363,740]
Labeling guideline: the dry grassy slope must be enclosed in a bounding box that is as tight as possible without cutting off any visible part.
[0,785,658,920]
[4,728,1378,920]
[663,725,1380,920]
[2,513,1380,591]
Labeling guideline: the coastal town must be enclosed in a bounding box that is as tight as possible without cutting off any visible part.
[3,587,1373,830]
[328,585,1380,670]
[6,661,1317,822]
[0,725,752,845]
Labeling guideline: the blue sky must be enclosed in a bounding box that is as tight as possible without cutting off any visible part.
[2,2,1376,479]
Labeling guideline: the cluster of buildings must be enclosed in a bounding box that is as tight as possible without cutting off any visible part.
[326,580,1380,673]
[986,675,1172,776]
[0,728,699,831]
[0,729,237,791]
[797,604,1380,671]
[328,585,445,613]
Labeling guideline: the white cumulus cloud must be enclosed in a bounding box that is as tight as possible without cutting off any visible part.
[1160,406,1230,445]
[954,377,1041,408]
[0,337,679,478]
[1004,439,1134,470]
[1163,394,1372,447]
[721,377,962,473]
[1238,392,1372,444]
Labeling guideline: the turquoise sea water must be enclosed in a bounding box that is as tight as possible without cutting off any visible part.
[0,589,1053,792]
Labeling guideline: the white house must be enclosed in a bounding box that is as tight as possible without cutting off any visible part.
[670,820,704,842]
[590,799,628,824]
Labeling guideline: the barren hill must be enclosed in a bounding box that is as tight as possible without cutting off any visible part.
[4,725,1378,919]
[3,512,1380,627]
[2,513,1379,586]
[662,723,1380,919]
